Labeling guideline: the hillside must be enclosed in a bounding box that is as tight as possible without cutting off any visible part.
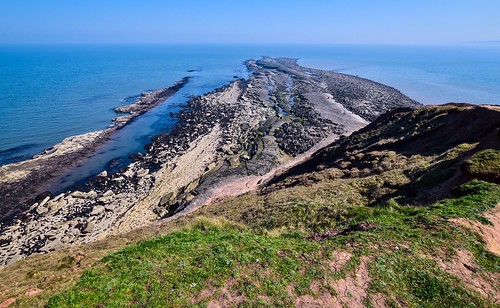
[1,104,499,307]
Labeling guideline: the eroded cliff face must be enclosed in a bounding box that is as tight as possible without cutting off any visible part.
[0,57,420,265]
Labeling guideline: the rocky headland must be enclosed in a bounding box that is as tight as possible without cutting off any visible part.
[0,58,420,265]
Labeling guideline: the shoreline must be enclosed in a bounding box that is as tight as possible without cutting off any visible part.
[0,57,420,265]
[0,77,189,220]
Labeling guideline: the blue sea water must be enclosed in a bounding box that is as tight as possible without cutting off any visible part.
[0,44,499,190]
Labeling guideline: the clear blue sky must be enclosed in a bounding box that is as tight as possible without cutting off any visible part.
[0,0,499,45]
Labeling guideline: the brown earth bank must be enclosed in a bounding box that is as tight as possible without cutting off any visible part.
[0,57,420,265]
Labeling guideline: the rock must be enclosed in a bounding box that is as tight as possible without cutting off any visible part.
[98,170,108,177]
[205,162,217,171]
[98,195,114,203]
[52,193,65,202]
[105,203,117,211]
[0,298,16,307]
[71,191,85,199]
[227,156,241,168]
[25,288,43,297]
[221,144,234,155]
[71,190,97,199]
[124,169,135,177]
[136,168,149,177]
[40,239,64,252]
[91,206,105,216]
[36,206,48,215]
[70,228,81,236]
[87,190,98,199]
[6,255,23,265]
[50,199,67,212]
[160,192,174,206]
[38,196,50,207]
[185,194,195,203]
[103,190,114,197]
[184,180,199,193]
[82,221,95,234]
[29,202,39,210]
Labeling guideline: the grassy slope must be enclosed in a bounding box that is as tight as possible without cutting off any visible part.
[2,105,500,307]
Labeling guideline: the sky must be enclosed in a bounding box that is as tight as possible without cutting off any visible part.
[0,0,499,45]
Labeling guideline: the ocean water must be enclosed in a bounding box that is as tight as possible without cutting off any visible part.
[1,44,499,189]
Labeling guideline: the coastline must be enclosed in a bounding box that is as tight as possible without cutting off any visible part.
[0,77,189,219]
[0,58,420,265]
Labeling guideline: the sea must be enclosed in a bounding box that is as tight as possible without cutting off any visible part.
[1,44,499,190]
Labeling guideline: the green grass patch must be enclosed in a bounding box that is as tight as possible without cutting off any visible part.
[432,180,500,223]
[369,252,490,307]
[462,149,500,183]
[47,174,500,307]
[47,219,333,307]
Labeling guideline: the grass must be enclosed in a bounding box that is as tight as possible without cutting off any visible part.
[462,149,500,183]
[47,219,332,307]
[3,106,500,307]
[370,252,489,307]
[45,179,500,307]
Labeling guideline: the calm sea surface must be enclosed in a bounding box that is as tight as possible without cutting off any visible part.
[1,44,499,188]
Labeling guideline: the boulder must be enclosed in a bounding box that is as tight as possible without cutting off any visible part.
[38,196,50,208]
[91,206,105,216]
[159,192,174,206]
[40,239,64,252]
[221,144,234,155]
[103,190,114,197]
[52,193,65,202]
[71,190,97,199]
[105,203,117,212]
[36,206,48,215]
[136,168,149,177]
[82,221,95,234]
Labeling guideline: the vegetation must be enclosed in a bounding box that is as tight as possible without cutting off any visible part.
[462,149,500,183]
[46,179,500,307]
[2,105,499,307]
